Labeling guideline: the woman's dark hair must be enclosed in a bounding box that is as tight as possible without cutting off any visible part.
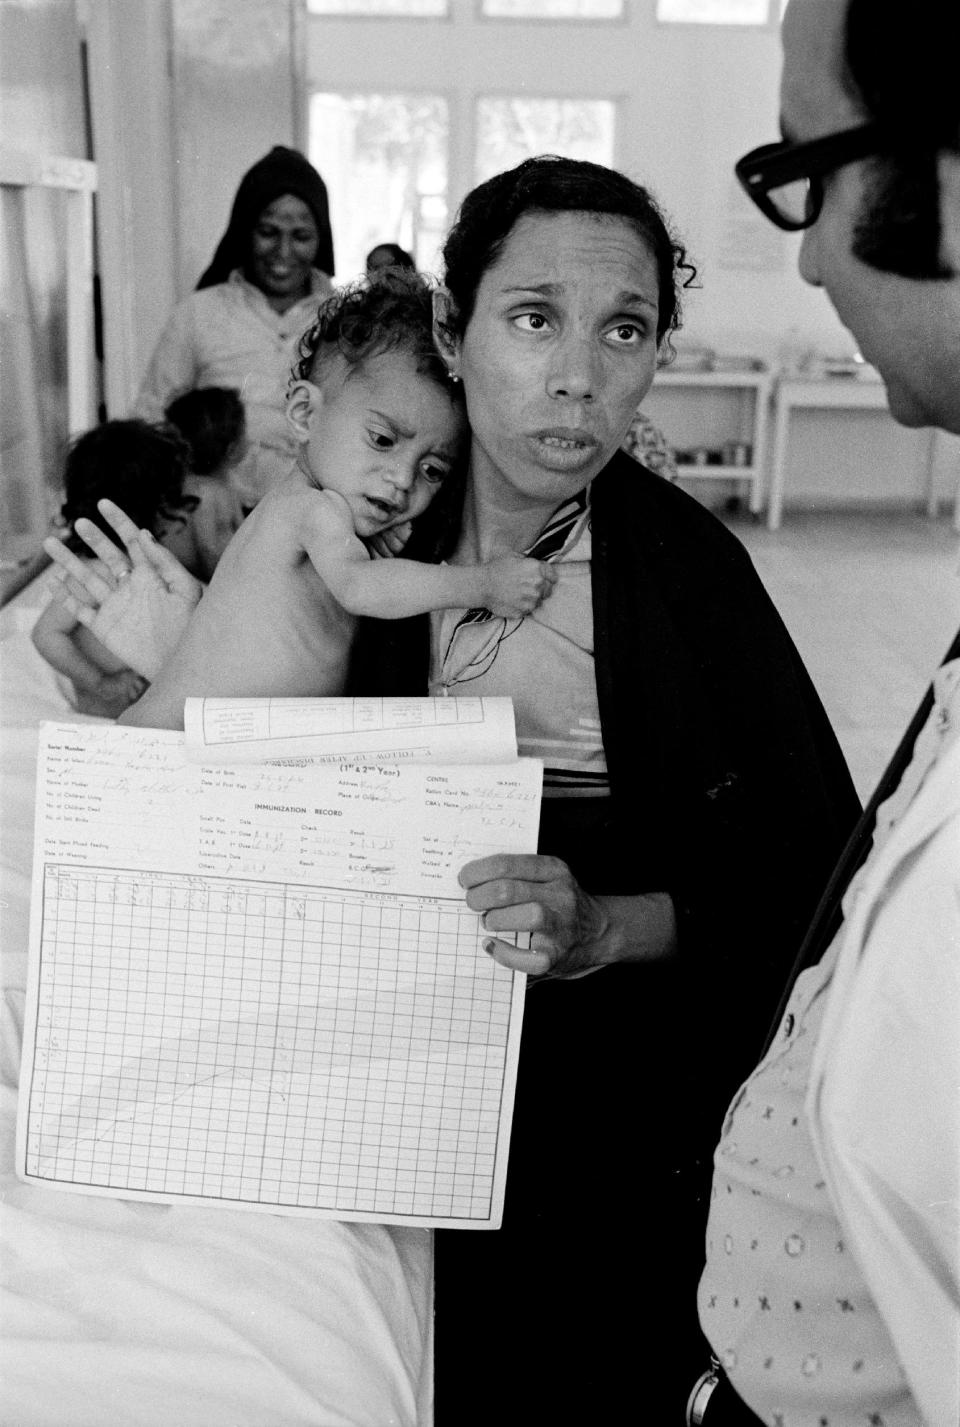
[440,155,698,350]
[295,266,463,401]
[366,242,416,273]
[59,419,195,554]
[164,387,246,476]
[846,0,960,279]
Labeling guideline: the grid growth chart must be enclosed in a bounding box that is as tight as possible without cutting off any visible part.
[19,719,542,1228]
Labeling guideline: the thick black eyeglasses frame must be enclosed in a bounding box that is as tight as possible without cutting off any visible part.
[735,122,887,231]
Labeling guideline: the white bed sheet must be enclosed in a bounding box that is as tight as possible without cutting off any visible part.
[0,580,433,1427]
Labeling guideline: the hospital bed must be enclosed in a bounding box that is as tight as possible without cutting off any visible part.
[0,570,433,1427]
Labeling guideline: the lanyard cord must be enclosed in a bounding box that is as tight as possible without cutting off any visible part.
[759,623,960,1058]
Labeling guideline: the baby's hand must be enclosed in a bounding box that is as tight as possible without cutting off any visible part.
[480,556,558,616]
[75,668,149,720]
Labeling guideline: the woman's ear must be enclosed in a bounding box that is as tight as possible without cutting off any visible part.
[432,287,463,380]
[286,379,322,443]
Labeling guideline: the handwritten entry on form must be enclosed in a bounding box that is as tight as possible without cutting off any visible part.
[18,713,542,1228]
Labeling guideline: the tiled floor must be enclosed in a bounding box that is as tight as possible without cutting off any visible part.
[724,508,960,797]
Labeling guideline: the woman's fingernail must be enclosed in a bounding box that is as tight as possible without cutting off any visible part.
[482,939,495,955]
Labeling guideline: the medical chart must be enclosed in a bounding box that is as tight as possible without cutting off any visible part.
[18,716,542,1228]
[184,694,517,765]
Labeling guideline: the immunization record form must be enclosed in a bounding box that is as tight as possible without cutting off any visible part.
[18,698,541,1229]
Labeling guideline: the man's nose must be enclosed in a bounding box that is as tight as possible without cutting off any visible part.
[798,227,822,288]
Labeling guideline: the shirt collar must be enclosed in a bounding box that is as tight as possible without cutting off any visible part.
[227,268,329,302]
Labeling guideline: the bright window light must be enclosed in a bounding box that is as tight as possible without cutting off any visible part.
[309,92,449,280]
[656,0,771,23]
[475,97,615,184]
[307,0,447,15]
[481,0,623,16]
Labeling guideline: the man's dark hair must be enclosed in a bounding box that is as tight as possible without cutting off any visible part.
[439,155,698,350]
[366,242,416,272]
[294,266,462,398]
[164,387,246,476]
[846,0,960,279]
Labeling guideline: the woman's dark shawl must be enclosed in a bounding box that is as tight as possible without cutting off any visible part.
[347,451,861,1159]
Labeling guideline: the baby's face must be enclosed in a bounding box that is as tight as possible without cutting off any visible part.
[298,348,466,539]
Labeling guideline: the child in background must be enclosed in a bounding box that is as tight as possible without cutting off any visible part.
[122,268,555,731]
[163,387,249,581]
[365,242,416,275]
[31,420,197,719]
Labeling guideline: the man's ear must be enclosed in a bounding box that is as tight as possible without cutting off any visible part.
[432,287,463,379]
[938,150,960,276]
[286,379,322,443]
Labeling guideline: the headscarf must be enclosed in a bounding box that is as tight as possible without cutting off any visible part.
[196,146,335,290]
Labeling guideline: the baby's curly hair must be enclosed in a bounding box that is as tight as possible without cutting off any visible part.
[294,267,462,399]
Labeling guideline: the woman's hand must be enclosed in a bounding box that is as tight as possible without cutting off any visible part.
[43,499,203,681]
[458,854,677,978]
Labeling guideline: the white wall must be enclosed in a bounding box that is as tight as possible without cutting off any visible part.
[83,0,179,415]
[0,0,89,556]
[170,0,298,295]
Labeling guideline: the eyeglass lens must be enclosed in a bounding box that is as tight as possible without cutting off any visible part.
[767,175,818,225]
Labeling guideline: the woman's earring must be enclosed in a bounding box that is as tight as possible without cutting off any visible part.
[448,370,461,384]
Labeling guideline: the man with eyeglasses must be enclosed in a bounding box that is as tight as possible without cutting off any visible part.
[689,2,960,1425]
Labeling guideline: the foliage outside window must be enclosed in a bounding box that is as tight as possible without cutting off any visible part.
[309,92,449,279]
[475,97,615,184]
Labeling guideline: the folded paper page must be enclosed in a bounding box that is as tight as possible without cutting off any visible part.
[18,721,542,1228]
[183,695,517,766]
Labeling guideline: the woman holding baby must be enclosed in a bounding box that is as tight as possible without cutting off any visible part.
[50,156,859,1424]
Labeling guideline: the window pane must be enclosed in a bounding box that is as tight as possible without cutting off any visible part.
[307,0,447,14]
[656,0,770,22]
[481,0,622,16]
[309,93,449,280]
[475,98,615,184]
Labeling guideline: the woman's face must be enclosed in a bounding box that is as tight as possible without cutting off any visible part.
[449,210,661,508]
[248,194,319,308]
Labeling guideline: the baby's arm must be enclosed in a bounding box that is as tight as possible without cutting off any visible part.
[32,594,110,692]
[306,491,557,619]
[31,595,147,716]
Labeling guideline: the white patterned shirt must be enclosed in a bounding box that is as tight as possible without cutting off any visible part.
[698,657,960,1427]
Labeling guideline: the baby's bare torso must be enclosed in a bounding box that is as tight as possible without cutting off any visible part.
[125,469,357,730]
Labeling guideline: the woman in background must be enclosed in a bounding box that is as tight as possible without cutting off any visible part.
[135,146,334,507]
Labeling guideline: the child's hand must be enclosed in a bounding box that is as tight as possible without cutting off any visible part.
[75,669,149,720]
[43,499,203,680]
[480,556,558,616]
[367,521,413,560]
